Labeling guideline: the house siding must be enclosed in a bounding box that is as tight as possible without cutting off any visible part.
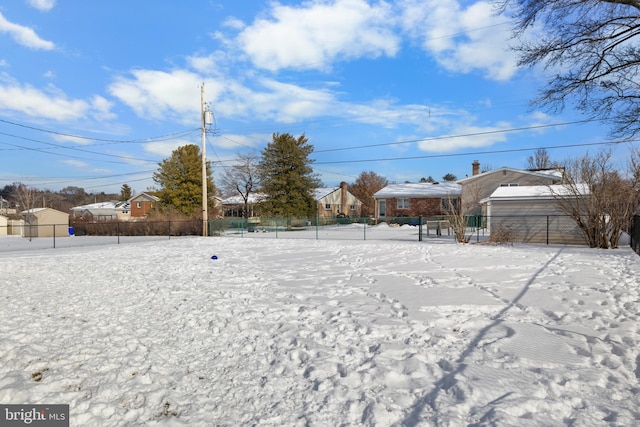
[381,197,451,218]
[460,170,562,214]
[23,208,69,238]
[316,184,362,218]
[129,194,159,218]
[488,199,587,245]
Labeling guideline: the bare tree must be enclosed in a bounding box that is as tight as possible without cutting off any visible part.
[498,0,640,137]
[13,183,36,240]
[448,183,483,243]
[527,148,552,170]
[349,171,388,217]
[552,148,640,248]
[220,153,261,218]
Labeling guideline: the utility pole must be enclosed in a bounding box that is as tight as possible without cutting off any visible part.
[201,83,208,237]
[201,84,214,237]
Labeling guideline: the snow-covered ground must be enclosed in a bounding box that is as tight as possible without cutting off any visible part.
[1,224,640,426]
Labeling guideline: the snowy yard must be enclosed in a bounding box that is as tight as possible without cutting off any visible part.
[1,225,640,425]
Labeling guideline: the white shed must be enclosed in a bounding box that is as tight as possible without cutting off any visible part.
[21,208,70,238]
[483,185,589,245]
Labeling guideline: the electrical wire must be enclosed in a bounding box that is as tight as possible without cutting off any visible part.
[0,118,199,143]
[313,139,638,165]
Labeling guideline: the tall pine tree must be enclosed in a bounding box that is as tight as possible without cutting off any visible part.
[258,133,320,217]
[152,144,214,217]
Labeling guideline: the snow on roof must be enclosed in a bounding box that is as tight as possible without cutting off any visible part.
[70,201,127,211]
[374,182,461,198]
[21,207,47,214]
[313,187,339,200]
[221,193,267,205]
[486,184,589,201]
[457,167,563,183]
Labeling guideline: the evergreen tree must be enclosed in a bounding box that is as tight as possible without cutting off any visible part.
[152,144,214,217]
[442,173,457,181]
[258,133,321,217]
[120,184,133,201]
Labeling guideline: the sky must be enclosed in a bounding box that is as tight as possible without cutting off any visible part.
[1,231,640,425]
[0,0,633,196]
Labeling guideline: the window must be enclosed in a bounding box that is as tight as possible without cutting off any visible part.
[397,198,409,209]
[441,198,458,211]
[325,203,331,210]
[500,183,519,187]
[136,201,142,208]
[349,204,356,211]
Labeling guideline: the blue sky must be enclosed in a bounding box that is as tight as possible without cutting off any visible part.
[0,0,629,196]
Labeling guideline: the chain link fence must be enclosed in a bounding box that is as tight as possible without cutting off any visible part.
[2,214,633,251]
[213,216,479,242]
[0,219,202,252]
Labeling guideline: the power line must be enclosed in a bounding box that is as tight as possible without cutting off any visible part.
[313,139,636,165]
[0,132,160,163]
[314,119,601,153]
[0,118,199,143]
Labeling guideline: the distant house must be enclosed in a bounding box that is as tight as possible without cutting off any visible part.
[129,193,159,218]
[221,193,267,218]
[0,215,7,237]
[70,201,130,221]
[373,181,461,220]
[457,160,564,215]
[21,208,70,238]
[482,184,589,245]
[315,182,362,218]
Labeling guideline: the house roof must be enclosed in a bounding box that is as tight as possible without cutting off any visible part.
[314,187,340,200]
[20,207,69,216]
[457,167,564,184]
[483,184,589,202]
[221,192,267,205]
[374,182,461,198]
[129,192,160,202]
[70,201,130,212]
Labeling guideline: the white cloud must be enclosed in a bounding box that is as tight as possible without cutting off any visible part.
[0,11,55,50]
[143,140,193,158]
[0,81,88,120]
[26,0,56,12]
[0,75,116,123]
[51,134,91,145]
[108,69,222,122]
[210,133,268,150]
[418,121,511,152]
[59,159,88,169]
[400,0,518,81]
[236,0,400,71]
[90,95,116,121]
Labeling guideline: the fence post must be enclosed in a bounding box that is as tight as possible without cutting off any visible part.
[546,215,549,245]
[316,214,319,240]
[117,220,120,244]
[53,224,56,248]
[363,217,367,240]
[418,216,423,241]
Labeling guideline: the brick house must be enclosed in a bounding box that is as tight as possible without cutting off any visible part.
[373,182,461,221]
[129,192,160,218]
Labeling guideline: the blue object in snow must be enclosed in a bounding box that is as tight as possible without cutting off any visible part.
[211,255,218,260]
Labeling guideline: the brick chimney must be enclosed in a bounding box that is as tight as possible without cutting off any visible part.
[472,160,480,176]
[340,181,348,215]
